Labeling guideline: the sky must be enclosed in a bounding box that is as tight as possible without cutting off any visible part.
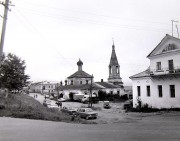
[0,0,180,85]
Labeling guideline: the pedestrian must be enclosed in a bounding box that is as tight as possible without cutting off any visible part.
[34,94,35,98]
[59,101,62,109]
[36,94,38,98]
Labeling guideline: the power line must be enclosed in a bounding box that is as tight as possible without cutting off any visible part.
[14,7,75,69]
[16,7,171,33]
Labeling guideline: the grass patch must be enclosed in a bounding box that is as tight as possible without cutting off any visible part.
[0,93,84,123]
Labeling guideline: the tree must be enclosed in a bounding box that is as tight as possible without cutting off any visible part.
[0,53,30,91]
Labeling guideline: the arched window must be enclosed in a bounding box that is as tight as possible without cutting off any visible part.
[116,66,119,74]
[109,66,112,74]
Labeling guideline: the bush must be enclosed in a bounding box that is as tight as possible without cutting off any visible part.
[0,104,5,110]
[69,92,74,101]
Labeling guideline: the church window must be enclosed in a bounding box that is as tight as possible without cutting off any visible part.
[116,66,119,74]
[109,66,112,74]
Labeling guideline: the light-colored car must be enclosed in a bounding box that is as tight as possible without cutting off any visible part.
[58,98,66,102]
[45,95,50,99]
[76,108,98,120]
[61,106,77,115]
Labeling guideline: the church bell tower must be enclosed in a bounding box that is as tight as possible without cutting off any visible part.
[108,41,123,86]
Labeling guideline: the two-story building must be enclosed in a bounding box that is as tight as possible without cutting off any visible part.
[29,81,58,94]
[130,34,180,108]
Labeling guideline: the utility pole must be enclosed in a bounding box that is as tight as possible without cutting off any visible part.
[171,20,178,37]
[176,25,179,39]
[0,0,10,66]
[88,74,93,108]
[0,0,14,66]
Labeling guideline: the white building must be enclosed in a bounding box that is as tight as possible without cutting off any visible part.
[29,81,58,94]
[130,34,180,109]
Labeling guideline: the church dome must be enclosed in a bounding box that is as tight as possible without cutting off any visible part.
[77,59,83,66]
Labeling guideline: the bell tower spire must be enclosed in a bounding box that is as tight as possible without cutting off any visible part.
[108,41,123,85]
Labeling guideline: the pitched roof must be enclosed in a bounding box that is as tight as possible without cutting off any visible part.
[109,44,119,66]
[67,70,93,78]
[129,67,151,79]
[59,83,103,91]
[95,82,121,89]
[147,34,180,58]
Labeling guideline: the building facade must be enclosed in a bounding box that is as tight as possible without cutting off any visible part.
[130,34,180,108]
[29,81,58,94]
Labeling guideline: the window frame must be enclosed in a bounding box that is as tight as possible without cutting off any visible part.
[147,85,151,97]
[158,85,163,98]
[170,85,175,98]
[137,86,141,97]
[156,62,161,71]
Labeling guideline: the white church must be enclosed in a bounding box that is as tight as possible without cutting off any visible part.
[130,34,180,109]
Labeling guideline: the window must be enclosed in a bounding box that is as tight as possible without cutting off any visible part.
[109,66,112,74]
[168,60,174,73]
[86,80,88,84]
[156,62,161,70]
[110,91,113,95]
[147,86,150,97]
[158,85,162,97]
[80,81,82,84]
[170,85,175,98]
[117,91,119,95]
[116,66,119,74]
[71,80,73,85]
[137,86,141,97]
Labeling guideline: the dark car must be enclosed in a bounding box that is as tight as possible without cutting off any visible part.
[103,101,111,109]
[123,100,133,110]
[76,108,98,120]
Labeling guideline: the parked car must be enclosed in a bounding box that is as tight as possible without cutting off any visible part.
[76,108,98,120]
[123,100,133,110]
[50,95,54,100]
[103,101,111,109]
[45,94,50,99]
[58,98,67,102]
[61,106,77,115]
[43,99,51,107]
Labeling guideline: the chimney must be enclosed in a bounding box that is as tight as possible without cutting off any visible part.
[65,80,67,86]
[101,79,103,82]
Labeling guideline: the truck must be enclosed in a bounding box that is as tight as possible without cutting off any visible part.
[81,94,99,104]
[73,93,85,101]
